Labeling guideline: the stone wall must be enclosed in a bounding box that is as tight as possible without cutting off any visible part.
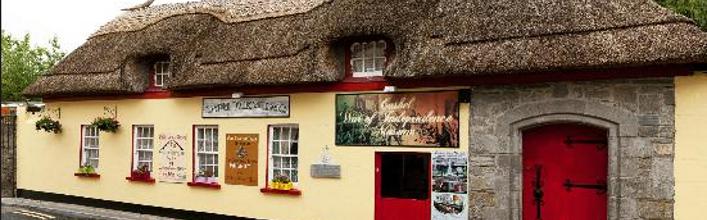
[1,115,17,197]
[468,78,675,219]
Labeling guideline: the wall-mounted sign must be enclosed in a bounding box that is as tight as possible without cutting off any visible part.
[202,96,290,118]
[335,91,459,147]
[311,145,341,178]
[432,151,468,220]
[225,134,259,186]
[157,133,188,183]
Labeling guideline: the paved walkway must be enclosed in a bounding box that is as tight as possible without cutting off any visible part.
[2,198,176,220]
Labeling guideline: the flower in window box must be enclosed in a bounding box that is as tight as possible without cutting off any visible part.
[35,116,62,133]
[77,163,96,175]
[90,117,120,133]
[130,164,152,180]
[195,169,216,184]
[271,175,293,190]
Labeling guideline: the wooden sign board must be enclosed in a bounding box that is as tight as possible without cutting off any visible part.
[202,96,290,118]
[225,134,259,186]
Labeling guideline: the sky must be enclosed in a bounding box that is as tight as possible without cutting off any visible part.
[1,0,194,53]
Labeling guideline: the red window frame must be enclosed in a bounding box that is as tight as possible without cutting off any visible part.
[344,39,392,82]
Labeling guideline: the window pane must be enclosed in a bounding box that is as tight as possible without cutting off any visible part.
[273,156,281,168]
[281,141,290,154]
[273,127,280,140]
[273,169,281,177]
[291,128,299,140]
[282,127,290,140]
[292,157,298,169]
[353,59,363,73]
[272,142,280,154]
[364,42,375,57]
[375,58,386,71]
[291,142,298,155]
[283,157,291,168]
[365,58,375,72]
[292,170,298,182]
[352,43,362,58]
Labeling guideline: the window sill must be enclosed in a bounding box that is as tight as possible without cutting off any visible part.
[187,182,221,189]
[74,173,100,178]
[260,188,302,196]
[125,176,156,183]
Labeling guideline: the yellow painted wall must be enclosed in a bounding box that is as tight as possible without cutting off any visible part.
[675,72,707,219]
[16,91,469,220]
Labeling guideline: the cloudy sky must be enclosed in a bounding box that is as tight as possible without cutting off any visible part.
[2,0,194,53]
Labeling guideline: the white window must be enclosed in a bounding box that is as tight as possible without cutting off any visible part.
[195,126,219,178]
[350,40,387,77]
[81,125,100,169]
[269,125,299,183]
[133,125,154,171]
[153,61,170,87]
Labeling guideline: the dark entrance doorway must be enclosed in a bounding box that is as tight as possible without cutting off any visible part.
[375,152,431,220]
[522,123,608,220]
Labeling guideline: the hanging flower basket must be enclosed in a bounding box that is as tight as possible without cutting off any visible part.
[35,116,62,133]
[91,117,120,133]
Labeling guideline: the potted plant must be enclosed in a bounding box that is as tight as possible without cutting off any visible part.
[35,116,62,133]
[130,164,151,180]
[195,169,216,184]
[76,163,97,176]
[271,175,293,190]
[91,117,120,133]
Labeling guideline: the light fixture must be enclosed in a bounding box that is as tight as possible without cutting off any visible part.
[231,92,243,99]
[383,86,397,93]
[231,92,244,98]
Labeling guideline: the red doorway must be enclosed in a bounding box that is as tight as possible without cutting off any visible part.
[375,152,431,220]
[522,123,608,220]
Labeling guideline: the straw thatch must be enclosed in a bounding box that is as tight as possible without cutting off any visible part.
[23,0,707,97]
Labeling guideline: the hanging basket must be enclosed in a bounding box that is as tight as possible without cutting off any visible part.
[35,116,62,133]
[91,117,120,133]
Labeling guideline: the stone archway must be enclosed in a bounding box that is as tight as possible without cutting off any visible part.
[467,79,675,220]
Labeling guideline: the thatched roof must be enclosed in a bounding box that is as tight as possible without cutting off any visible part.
[24,0,707,97]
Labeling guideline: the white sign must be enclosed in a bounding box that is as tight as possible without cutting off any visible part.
[432,151,469,220]
[202,96,290,118]
[157,133,188,183]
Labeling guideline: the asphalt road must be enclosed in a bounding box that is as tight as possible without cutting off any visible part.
[1,205,66,220]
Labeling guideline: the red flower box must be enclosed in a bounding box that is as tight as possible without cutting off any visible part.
[125,176,156,183]
[74,173,100,178]
[187,181,221,189]
[260,187,302,196]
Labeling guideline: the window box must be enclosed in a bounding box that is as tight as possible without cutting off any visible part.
[260,187,302,196]
[125,176,155,183]
[74,173,100,178]
[187,181,221,189]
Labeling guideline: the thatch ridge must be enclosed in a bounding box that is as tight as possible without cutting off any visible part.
[23,0,707,97]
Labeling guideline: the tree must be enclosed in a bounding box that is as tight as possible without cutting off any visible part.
[655,0,707,30]
[1,30,65,101]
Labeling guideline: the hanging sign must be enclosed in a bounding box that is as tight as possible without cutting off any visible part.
[335,91,459,147]
[202,96,290,118]
[431,151,469,220]
[225,134,259,186]
[157,133,188,183]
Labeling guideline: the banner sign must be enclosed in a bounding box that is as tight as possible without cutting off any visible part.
[431,151,469,220]
[225,134,259,186]
[335,91,459,147]
[202,96,290,118]
[157,133,188,183]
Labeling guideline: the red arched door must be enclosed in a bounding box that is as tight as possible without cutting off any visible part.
[522,123,608,220]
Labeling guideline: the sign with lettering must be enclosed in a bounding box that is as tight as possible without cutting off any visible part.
[431,151,468,220]
[335,91,459,147]
[225,134,259,186]
[202,96,290,118]
[157,133,188,183]
[311,164,341,178]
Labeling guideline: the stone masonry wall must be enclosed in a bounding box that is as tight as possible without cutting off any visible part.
[1,115,17,197]
[468,78,675,219]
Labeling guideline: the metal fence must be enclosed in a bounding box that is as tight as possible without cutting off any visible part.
[1,115,17,197]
